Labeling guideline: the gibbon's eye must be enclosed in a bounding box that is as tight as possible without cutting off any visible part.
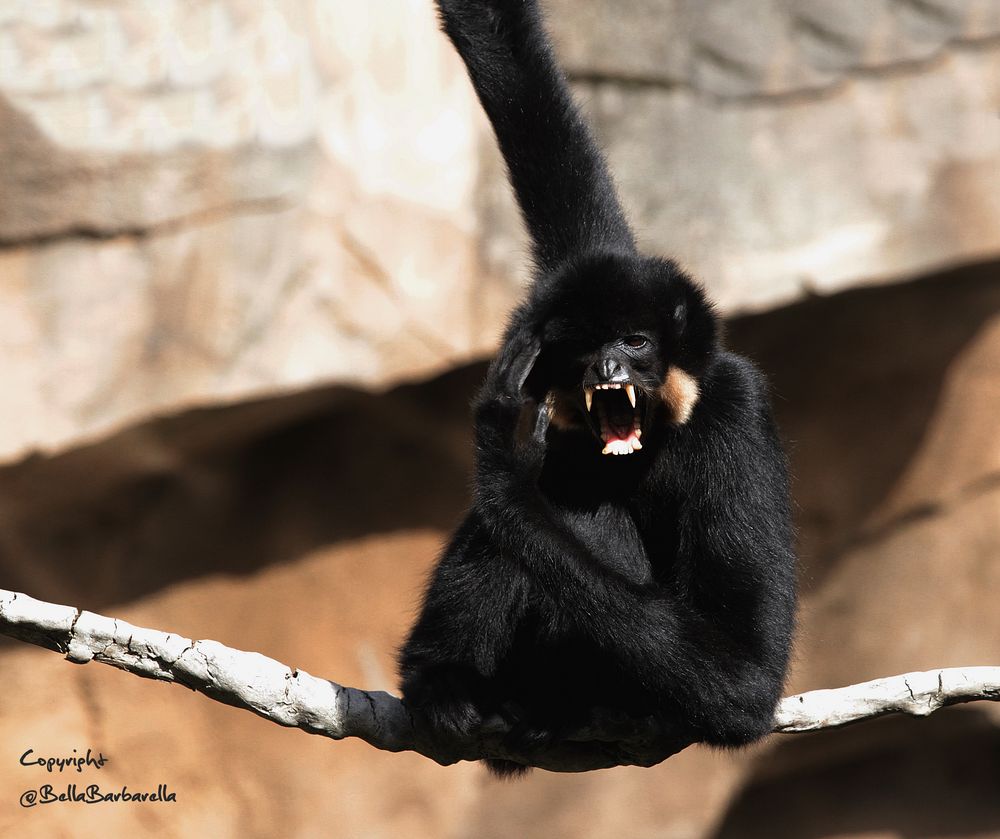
[622,335,649,350]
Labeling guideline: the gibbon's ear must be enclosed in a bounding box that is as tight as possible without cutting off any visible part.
[659,367,699,425]
[433,0,636,274]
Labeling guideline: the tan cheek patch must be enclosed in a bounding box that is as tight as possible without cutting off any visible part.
[659,367,699,425]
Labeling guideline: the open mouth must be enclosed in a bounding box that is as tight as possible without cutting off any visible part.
[583,383,643,455]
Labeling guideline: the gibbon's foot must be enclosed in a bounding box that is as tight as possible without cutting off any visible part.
[503,719,558,754]
[402,671,487,740]
[482,718,557,780]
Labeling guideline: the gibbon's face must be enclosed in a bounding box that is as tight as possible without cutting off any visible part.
[524,254,713,456]
[534,321,670,456]
[579,333,660,456]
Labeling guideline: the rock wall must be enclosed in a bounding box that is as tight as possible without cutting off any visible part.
[1,2,999,836]
[530,0,1000,311]
[1,260,998,839]
[0,0,490,463]
[1,0,998,462]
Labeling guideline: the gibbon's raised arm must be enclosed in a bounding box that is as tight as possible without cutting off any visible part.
[435,0,635,272]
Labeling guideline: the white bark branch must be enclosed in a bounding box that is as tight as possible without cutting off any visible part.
[772,666,1000,731]
[2,588,997,772]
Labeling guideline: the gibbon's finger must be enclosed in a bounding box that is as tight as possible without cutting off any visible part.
[510,337,542,396]
[534,393,554,441]
[491,332,541,399]
[512,397,541,452]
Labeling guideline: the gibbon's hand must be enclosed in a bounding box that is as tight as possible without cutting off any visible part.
[512,392,552,481]
[475,333,549,481]
[491,329,541,404]
[435,0,528,34]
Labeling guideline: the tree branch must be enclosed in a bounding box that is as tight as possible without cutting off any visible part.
[2,589,997,772]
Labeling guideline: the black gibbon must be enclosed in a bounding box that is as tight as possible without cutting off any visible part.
[398,0,796,777]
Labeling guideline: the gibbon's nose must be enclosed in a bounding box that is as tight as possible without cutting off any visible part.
[596,356,629,384]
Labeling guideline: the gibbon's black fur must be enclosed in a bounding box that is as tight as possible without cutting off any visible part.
[399,0,796,777]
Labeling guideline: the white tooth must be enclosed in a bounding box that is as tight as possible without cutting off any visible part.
[625,384,636,408]
[601,437,643,456]
[585,387,594,412]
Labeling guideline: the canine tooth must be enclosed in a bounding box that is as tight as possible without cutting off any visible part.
[632,439,642,451]
[584,387,594,412]
[625,383,636,408]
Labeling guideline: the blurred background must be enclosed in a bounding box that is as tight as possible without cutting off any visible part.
[1,0,999,836]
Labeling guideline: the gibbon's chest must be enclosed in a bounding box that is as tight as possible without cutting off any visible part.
[553,502,654,586]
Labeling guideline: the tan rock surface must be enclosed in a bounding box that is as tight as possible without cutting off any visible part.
[0,0,497,463]
[2,1,999,464]
[1,262,998,837]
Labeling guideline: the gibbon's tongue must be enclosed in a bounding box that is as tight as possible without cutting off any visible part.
[588,384,643,456]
